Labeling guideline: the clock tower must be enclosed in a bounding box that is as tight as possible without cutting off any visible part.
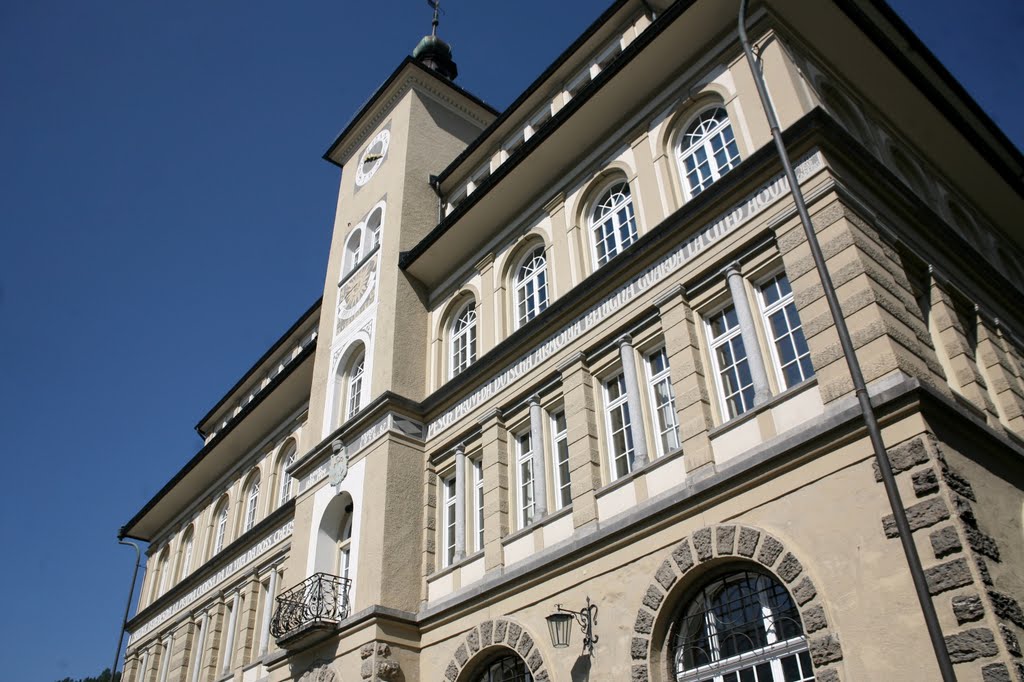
[289,36,496,614]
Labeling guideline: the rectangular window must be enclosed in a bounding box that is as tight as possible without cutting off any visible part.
[473,459,485,552]
[515,432,535,528]
[707,305,755,419]
[442,475,456,567]
[551,411,571,509]
[646,347,681,455]
[758,272,814,389]
[604,373,634,479]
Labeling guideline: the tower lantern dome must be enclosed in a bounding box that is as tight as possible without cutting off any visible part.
[413,34,458,80]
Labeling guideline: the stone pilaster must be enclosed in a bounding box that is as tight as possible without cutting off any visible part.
[544,193,573,296]
[654,285,714,473]
[421,460,438,582]
[453,444,467,561]
[479,408,509,571]
[630,130,665,230]
[474,253,496,354]
[200,601,226,682]
[557,352,602,529]
[724,262,772,405]
[978,316,1024,437]
[528,396,548,520]
[167,618,195,682]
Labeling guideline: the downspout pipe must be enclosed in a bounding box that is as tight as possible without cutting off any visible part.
[429,174,444,224]
[737,3,956,680]
[112,539,142,682]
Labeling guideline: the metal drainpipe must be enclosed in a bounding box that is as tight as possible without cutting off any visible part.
[112,538,143,682]
[429,174,444,223]
[737,2,956,679]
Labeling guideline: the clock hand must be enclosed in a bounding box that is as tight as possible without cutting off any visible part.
[363,153,383,164]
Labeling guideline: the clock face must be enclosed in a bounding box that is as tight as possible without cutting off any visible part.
[355,129,390,187]
[337,256,377,325]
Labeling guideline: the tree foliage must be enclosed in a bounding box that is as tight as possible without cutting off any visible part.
[54,668,121,682]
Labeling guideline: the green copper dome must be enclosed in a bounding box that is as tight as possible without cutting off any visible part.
[413,34,458,80]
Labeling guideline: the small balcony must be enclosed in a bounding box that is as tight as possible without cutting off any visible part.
[271,572,352,648]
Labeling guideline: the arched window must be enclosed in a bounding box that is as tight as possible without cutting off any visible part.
[514,245,548,328]
[366,205,383,251]
[450,300,477,378]
[277,441,297,506]
[212,498,229,556]
[176,526,195,581]
[155,546,171,597]
[243,473,261,532]
[677,107,741,200]
[471,654,533,682]
[339,513,353,598]
[347,351,365,419]
[590,180,637,267]
[343,228,363,277]
[672,569,812,682]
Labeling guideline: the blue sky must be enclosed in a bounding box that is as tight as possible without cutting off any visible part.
[0,1,1021,680]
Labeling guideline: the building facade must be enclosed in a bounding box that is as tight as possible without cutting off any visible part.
[119,1,1024,681]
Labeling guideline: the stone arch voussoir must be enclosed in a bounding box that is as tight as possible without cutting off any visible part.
[444,617,551,682]
[630,524,844,682]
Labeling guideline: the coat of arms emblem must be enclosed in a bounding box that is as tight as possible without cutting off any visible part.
[328,439,348,490]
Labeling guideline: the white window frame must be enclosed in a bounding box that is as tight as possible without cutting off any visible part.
[550,410,571,510]
[342,227,363,278]
[278,444,297,506]
[590,180,638,268]
[441,475,457,568]
[244,476,260,532]
[603,373,634,480]
[706,304,755,421]
[514,245,549,328]
[365,202,385,252]
[449,301,477,378]
[179,528,194,580]
[338,513,353,588]
[347,352,365,419]
[472,458,485,553]
[213,502,229,555]
[677,106,741,201]
[645,346,681,456]
[756,271,814,391]
[515,431,535,529]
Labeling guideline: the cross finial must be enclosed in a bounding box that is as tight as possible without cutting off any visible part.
[427,0,441,36]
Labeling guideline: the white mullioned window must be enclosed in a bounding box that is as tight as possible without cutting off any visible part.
[244,475,260,532]
[590,180,638,267]
[213,501,229,555]
[673,570,813,682]
[278,443,297,506]
[338,513,353,606]
[678,107,741,200]
[646,347,681,456]
[707,305,755,420]
[551,410,571,510]
[156,547,171,596]
[604,373,634,479]
[450,301,477,378]
[515,431,535,528]
[342,228,363,278]
[347,352,365,419]
[514,245,549,328]
[366,204,384,251]
[758,272,814,389]
[441,475,457,567]
[473,458,485,552]
[179,527,194,580]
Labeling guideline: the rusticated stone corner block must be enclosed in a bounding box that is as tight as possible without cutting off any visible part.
[376,659,400,680]
[445,661,459,681]
[925,558,974,595]
[1017,662,1024,682]
[375,642,391,657]
[632,664,649,682]
[693,528,713,561]
[944,628,998,663]
[989,591,1024,629]
[534,671,550,682]
[672,540,695,573]
[952,594,985,624]
[494,619,508,643]
[360,643,375,659]
[793,576,817,606]
[717,525,736,555]
[506,622,523,649]
[631,636,649,660]
[912,467,939,497]
[361,659,373,680]
[454,643,468,667]
[882,497,950,538]
[965,526,1001,561]
[526,649,543,672]
[777,553,803,583]
[929,526,962,558]
[815,669,840,682]
[942,464,976,500]
[808,634,843,666]
[635,609,654,634]
[655,560,677,591]
[467,627,480,653]
[1000,623,1021,657]
[873,437,929,481]
[977,557,994,585]
[758,535,785,567]
[952,494,978,528]
[643,584,665,611]
[982,663,1011,682]
[516,631,533,658]
[737,527,760,557]
[803,604,828,633]
[480,620,494,646]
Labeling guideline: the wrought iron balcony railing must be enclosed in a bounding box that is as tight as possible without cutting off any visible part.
[270,572,351,642]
